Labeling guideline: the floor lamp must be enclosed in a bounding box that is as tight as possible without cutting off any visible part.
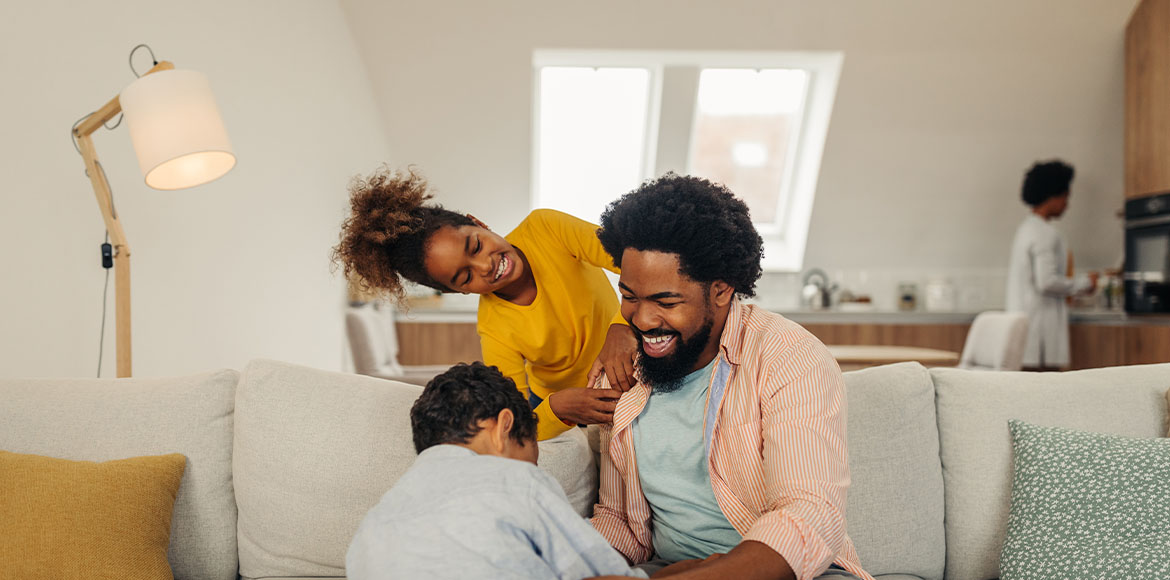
[73,51,235,378]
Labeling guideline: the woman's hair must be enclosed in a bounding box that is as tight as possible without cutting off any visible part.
[597,173,764,298]
[1021,160,1074,207]
[410,362,537,453]
[333,167,473,302]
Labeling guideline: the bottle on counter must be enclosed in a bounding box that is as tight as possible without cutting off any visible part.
[898,282,918,311]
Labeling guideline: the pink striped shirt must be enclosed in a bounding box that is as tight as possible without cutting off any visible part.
[591,300,873,580]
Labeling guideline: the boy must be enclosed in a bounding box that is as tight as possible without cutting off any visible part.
[346,362,646,580]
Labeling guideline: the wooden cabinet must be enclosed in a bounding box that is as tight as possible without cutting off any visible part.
[394,319,1169,370]
[801,323,971,355]
[1069,324,1127,369]
[1126,0,1170,199]
[395,322,482,365]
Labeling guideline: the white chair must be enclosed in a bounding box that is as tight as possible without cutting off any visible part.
[958,311,1030,371]
[346,304,450,386]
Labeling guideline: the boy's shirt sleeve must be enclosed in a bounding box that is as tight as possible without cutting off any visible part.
[527,466,649,578]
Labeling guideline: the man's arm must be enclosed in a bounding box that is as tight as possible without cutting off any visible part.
[740,337,853,580]
[653,541,793,580]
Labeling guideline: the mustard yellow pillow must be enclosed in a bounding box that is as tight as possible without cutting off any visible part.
[0,450,187,579]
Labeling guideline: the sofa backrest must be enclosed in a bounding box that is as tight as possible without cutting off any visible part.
[931,363,1170,580]
[0,370,239,580]
[843,362,946,580]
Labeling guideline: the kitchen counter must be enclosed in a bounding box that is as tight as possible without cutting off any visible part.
[394,305,1160,325]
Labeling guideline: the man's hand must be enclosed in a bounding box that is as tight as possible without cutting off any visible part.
[652,554,723,577]
[643,542,794,580]
[587,324,639,392]
[548,387,621,425]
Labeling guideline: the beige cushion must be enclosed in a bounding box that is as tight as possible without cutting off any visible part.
[234,359,422,579]
[0,370,239,580]
[537,426,598,517]
[931,363,1170,580]
[843,363,945,580]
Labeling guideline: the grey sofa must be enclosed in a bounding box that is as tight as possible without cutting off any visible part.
[2,359,1167,580]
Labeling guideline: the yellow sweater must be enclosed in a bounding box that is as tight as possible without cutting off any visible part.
[477,209,622,440]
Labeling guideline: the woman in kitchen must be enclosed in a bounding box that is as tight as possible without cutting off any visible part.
[1005,160,1098,370]
[333,166,638,441]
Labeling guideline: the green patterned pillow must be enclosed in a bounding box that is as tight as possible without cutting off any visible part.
[1000,420,1170,580]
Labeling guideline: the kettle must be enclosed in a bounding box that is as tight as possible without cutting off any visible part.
[801,268,837,310]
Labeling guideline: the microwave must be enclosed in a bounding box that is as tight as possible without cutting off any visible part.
[1124,192,1170,313]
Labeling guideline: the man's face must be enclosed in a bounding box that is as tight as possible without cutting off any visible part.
[1052,192,1070,217]
[618,249,721,392]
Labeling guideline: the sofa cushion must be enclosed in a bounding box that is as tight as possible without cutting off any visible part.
[234,359,421,579]
[931,363,1170,580]
[843,362,945,580]
[233,359,597,580]
[0,450,186,579]
[999,420,1170,580]
[0,370,239,580]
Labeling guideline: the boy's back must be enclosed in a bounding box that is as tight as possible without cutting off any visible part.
[347,443,642,580]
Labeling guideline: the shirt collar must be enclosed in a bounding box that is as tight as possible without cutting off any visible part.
[717,297,746,366]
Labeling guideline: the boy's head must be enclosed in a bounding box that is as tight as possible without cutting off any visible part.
[410,362,539,463]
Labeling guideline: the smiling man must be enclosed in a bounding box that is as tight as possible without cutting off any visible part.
[588,174,873,580]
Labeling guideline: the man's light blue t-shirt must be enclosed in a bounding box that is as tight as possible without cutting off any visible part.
[632,357,742,562]
[346,444,646,580]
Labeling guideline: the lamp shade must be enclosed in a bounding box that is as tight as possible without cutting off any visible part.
[119,69,235,190]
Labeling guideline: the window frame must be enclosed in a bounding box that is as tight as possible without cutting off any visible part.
[531,49,844,272]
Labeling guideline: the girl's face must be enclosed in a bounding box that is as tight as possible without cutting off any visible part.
[422,221,526,295]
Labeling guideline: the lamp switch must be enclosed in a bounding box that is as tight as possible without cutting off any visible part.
[101,243,113,269]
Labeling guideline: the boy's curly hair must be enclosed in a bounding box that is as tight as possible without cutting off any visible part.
[332,166,473,302]
[410,362,538,454]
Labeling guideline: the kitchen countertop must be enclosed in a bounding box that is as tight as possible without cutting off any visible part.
[394,304,1169,326]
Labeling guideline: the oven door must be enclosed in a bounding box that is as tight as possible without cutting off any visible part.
[1124,217,1170,313]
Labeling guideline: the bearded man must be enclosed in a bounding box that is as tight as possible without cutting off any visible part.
[588,174,873,580]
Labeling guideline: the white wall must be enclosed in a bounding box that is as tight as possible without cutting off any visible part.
[341,0,1137,305]
[0,0,392,377]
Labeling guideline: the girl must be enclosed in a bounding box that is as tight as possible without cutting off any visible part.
[335,167,637,440]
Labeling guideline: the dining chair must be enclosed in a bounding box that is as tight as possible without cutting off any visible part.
[958,311,1030,371]
[345,304,450,386]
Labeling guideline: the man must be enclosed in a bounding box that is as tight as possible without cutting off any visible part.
[1005,160,1097,370]
[588,174,873,580]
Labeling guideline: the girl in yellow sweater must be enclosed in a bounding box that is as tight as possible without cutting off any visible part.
[335,168,637,440]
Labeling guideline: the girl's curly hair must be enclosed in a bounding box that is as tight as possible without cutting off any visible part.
[333,166,473,302]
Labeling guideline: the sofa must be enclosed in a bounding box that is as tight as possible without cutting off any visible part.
[1,358,1167,580]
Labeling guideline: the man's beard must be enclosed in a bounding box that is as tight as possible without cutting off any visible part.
[635,314,715,394]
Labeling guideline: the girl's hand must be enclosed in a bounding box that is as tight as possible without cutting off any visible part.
[587,324,639,392]
[548,388,621,425]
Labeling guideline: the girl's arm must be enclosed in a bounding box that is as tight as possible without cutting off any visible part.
[480,333,574,441]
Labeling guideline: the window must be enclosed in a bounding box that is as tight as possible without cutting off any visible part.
[532,50,843,272]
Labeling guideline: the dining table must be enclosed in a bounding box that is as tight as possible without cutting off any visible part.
[827,344,961,371]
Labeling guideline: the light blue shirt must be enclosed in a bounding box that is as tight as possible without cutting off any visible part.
[632,357,742,562]
[346,444,646,580]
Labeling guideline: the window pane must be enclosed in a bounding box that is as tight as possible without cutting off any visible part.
[536,67,650,222]
[688,69,808,225]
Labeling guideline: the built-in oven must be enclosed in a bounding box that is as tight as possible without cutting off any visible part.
[1124,192,1170,313]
